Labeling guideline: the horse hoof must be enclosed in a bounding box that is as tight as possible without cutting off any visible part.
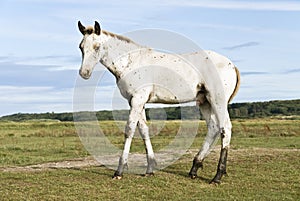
[189,173,197,179]
[190,175,197,179]
[112,175,122,180]
[144,173,154,177]
[112,171,123,180]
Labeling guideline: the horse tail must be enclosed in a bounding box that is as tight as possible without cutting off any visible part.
[228,66,241,103]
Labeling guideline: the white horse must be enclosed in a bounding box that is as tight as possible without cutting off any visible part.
[77,21,240,184]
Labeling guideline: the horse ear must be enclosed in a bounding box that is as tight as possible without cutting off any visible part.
[78,21,86,35]
[94,21,101,35]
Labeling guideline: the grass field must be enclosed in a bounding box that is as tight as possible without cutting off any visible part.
[0,118,299,200]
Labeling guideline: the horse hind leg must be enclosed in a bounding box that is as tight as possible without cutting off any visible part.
[191,91,232,184]
[210,114,232,184]
[189,102,219,179]
[198,84,233,184]
[210,146,228,184]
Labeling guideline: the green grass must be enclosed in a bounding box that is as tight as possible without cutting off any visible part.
[1,149,299,200]
[0,121,89,166]
[0,119,299,200]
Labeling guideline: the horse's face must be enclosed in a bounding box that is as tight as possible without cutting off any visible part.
[78,21,101,79]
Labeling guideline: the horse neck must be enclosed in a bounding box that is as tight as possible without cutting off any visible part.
[99,31,142,78]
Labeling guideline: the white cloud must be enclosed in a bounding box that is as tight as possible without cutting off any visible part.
[0,86,70,103]
[236,72,300,102]
[16,0,300,11]
[0,85,74,116]
[161,0,300,11]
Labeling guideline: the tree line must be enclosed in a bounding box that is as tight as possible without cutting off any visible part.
[1,99,299,122]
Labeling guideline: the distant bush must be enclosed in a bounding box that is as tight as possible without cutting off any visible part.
[1,99,299,121]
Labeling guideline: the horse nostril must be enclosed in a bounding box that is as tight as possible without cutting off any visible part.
[79,68,91,79]
[79,69,85,77]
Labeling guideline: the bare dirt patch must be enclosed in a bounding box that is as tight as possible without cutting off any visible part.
[0,157,101,172]
[1,148,299,173]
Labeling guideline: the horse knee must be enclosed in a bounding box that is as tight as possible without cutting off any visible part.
[138,121,149,137]
[125,124,135,138]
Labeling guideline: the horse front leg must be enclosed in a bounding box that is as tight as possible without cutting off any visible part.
[138,109,157,176]
[113,106,142,179]
[113,116,137,179]
[113,92,149,179]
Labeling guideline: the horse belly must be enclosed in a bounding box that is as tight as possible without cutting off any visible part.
[148,79,199,104]
[148,89,196,104]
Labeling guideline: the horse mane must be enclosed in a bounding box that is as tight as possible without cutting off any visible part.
[84,25,135,44]
[102,30,133,44]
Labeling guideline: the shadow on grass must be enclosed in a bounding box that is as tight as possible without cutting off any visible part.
[161,165,212,183]
[63,165,114,178]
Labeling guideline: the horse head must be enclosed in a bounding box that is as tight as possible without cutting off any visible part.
[78,21,101,79]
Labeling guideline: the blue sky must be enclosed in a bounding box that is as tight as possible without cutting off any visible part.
[0,0,300,116]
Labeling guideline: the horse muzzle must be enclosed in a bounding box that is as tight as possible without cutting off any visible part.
[79,68,91,80]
